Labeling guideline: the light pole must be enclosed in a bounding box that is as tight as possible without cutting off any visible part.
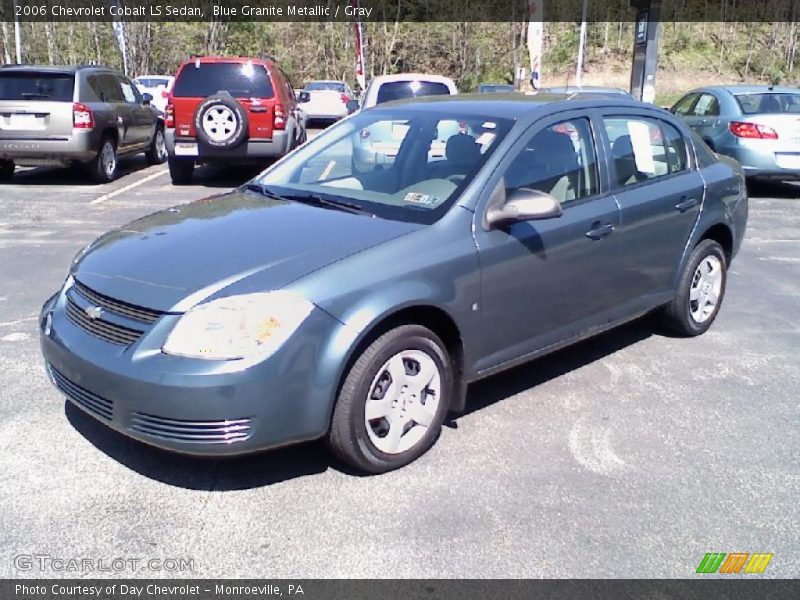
[13,0,22,63]
[575,0,588,86]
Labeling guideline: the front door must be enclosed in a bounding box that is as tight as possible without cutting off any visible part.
[473,112,624,373]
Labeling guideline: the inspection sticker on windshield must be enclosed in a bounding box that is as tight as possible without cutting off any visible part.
[404,192,438,206]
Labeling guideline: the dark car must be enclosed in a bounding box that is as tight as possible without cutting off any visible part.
[670,85,800,180]
[164,56,306,185]
[0,64,166,182]
[40,94,748,473]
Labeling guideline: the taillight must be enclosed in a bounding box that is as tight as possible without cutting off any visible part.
[273,103,286,130]
[729,121,778,139]
[164,103,175,128]
[341,94,350,104]
[72,102,94,129]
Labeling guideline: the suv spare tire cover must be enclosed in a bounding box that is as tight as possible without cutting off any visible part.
[194,92,249,149]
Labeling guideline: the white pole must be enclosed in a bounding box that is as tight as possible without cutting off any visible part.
[576,0,588,87]
[13,0,22,63]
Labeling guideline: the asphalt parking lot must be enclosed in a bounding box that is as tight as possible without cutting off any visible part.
[0,151,798,578]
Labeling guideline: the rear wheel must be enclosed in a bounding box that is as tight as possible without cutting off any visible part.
[91,137,117,183]
[327,325,452,474]
[0,159,14,181]
[168,158,194,185]
[661,239,727,336]
[145,126,167,165]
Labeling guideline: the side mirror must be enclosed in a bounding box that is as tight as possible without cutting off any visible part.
[485,187,562,229]
[346,99,360,114]
[142,92,153,105]
[298,91,310,103]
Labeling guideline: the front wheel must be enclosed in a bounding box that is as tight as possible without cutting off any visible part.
[327,325,453,474]
[661,239,727,336]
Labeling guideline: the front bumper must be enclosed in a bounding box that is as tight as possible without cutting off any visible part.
[39,286,353,456]
[165,129,290,163]
[0,130,100,165]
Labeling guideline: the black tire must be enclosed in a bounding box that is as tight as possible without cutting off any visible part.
[145,125,167,165]
[193,93,248,149]
[0,159,14,181]
[661,239,727,337]
[90,137,118,183]
[327,325,453,474]
[168,158,194,185]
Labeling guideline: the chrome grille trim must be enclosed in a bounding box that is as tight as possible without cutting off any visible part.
[49,365,113,421]
[130,412,253,444]
[73,280,164,325]
[65,296,143,346]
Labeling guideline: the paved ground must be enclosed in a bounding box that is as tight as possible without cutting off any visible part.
[0,153,797,578]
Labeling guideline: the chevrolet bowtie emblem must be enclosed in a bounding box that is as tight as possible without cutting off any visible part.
[84,306,103,321]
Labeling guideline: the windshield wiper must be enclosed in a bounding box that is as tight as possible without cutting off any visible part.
[283,192,374,217]
[244,182,289,202]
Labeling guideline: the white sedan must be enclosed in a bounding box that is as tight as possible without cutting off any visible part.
[132,75,175,114]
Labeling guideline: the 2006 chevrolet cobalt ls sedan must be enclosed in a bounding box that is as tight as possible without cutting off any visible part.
[40,94,748,473]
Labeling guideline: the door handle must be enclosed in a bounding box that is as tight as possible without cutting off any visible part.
[675,197,700,212]
[585,222,615,240]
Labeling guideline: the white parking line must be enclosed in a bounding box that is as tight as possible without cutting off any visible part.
[89,169,169,205]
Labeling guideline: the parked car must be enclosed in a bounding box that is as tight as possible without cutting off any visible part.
[164,56,306,184]
[478,83,515,93]
[132,75,174,114]
[297,80,353,123]
[40,94,747,473]
[353,73,458,167]
[534,85,631,98]
[670,85,800,180]
[0,64,166,182]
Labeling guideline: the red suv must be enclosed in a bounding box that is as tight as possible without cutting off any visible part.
[164,56,306,184]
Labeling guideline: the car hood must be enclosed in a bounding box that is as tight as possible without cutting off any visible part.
[72,189,421,312]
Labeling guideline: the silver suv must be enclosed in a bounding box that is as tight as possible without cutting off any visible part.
[0,65,166,182]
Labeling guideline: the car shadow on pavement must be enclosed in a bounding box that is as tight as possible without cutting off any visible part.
[188,164,270,188]
[5,156,154,186]
[66,316,656,490]
[746,178,800,199]
[459,316,655,419]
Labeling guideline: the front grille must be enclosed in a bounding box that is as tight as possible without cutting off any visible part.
[73,280,163,324]
[130,412,253,444]
[49,365,113,421]
[65,295,143,346]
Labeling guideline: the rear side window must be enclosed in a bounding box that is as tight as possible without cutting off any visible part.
[0,72,74,101]
[692,93,720,116]
[604,116,688,187]
[172,63,274,98]
[376,81,451,105]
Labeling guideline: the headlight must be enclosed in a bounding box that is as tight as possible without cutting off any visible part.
[162,291,314,360]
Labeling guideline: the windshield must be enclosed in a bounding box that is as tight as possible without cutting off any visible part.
[376,81,451,105]
[172,63,273,98]
[257,110,512,224]
[0,72,74,101]
[735,92,800,114]
[306,81,345,92]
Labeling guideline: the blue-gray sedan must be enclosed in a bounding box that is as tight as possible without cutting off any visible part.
[40,94,748,473]
[671,85,800,179]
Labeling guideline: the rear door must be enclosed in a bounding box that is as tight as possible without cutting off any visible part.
[0,70,76,140]
[684,92,725,145]
[117,75,153,146]
[601,111,704,302]
[95,73,132,149]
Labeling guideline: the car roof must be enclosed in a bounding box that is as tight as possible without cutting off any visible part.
[370,73,456,85]
[699,84,800,95]
[368,92,643,119]
[0,64,113,74]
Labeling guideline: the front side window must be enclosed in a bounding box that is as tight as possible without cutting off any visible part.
[503,118,599,204]
[672,93,698,116]
[258,110,512,224]
[604,116,688,187]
